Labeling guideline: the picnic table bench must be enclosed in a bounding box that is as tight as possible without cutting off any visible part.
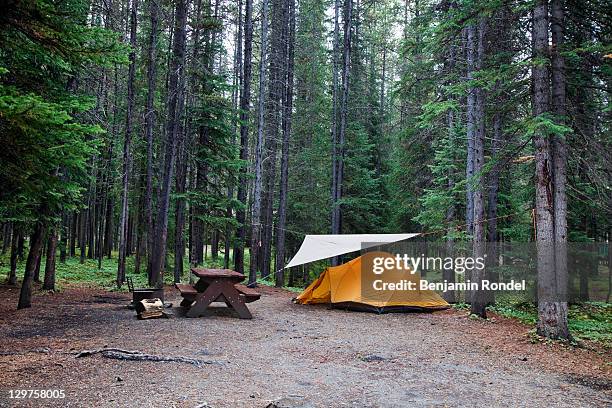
[175,268,260,319]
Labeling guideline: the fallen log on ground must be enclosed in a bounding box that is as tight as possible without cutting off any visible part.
[75,348,218,366]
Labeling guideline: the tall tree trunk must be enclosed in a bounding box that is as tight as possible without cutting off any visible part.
[465,24,476,237]
[69,211,77,257]
[331,0,353,257]
[533,0,569,339]
[443,25,457,303]
[249,0,270,285]
[43,228,58,291]
[150,0,188,288]
[2,223,11,254]
[275,0,295,287]
[234,0,254,274]
[17,230,24,261]
[225,0,243,269]
[260,0,287,278]
[18,217,46,309]
[117,0,139,287]
[87,163,97,259]
[79,209,87,264]
[487,5,511,287]
[551,0,569,317]
[471,17,487,318]
[59,213,68,263]
[330,0,340,235]
[144,0,160,280]
[174,98,188,283]
[8,226,19,285]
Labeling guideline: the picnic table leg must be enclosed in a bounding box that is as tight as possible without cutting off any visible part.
[186,280,226,318]
[186,279,253,319]
[222,291,252,319]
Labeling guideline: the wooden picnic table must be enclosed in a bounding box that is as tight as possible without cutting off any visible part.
[175,268,260,319]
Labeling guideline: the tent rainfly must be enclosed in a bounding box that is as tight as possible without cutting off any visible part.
[295,251,449,312]
[284,233,420,269]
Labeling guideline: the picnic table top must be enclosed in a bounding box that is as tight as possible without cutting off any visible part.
[190,268,245,280]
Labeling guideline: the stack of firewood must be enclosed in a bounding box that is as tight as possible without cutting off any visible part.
[134,298,167,319]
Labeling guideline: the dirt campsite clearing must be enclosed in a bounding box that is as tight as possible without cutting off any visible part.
[0,284,610,408]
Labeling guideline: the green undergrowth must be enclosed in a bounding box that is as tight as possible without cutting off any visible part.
[256,276,303,293]
[452,301,612,348]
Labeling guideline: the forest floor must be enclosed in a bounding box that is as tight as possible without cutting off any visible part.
[0,284,610,408]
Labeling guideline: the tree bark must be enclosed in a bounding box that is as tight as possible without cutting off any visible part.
[275,0,295,287]
[330,0,341,251]
[117,0,139,287]
[551,0,569,315]
[18,218,46,309]
[225,0,243,269]
[465,24,476,237]
[144,0,160,280]
[69,211,77,257]
[59,213,68,263]
[149,0,188,288]
[260,0,287,278]
[43,228,58,291]
[471,17,487,318]
[331,0,353,258]
[234,0,254,275]
[533,0,569,339]
[2,223,11,254]
[249,0,270,285]
[174,97,188,283]
[8,226,19,285]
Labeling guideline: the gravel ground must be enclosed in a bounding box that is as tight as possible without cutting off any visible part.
[0,284,610,408]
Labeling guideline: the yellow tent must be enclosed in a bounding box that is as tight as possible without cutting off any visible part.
[295,251,449,312]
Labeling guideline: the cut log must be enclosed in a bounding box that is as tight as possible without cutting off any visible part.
[135,298,166,319]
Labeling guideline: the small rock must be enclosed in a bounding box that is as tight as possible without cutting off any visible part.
[116,376,123,382]
[360,354,388,362]
[519,356,528,361]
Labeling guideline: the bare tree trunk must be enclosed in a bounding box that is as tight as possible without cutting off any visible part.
[59,213,68,263]
[551,0,569,318]
[331,0,353,255]
[117,0,139,287]
[275,0,295,287]
[443,51,456,303]
[18,217,46,309]
[465,24,476,237]
[225,0,243,269]
[533,0,569,339]
[8,226,19,285]
[607,226,611,303]
[43,228,58,291]
[69,212,77,257]
[470,17,487,317]
[150,0,188,288]
[260,0,287,279]
[234,0,254,274]
[249,0,270,285]
[79,208,87,264]
[144,0,160,280]
[330,0,340,242]
[174,102,188,283]
[1,223,11,254]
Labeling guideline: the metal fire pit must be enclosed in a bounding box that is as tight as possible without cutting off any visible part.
[127,277,164,303]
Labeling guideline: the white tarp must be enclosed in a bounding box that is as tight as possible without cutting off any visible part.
[284,233,420,269]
